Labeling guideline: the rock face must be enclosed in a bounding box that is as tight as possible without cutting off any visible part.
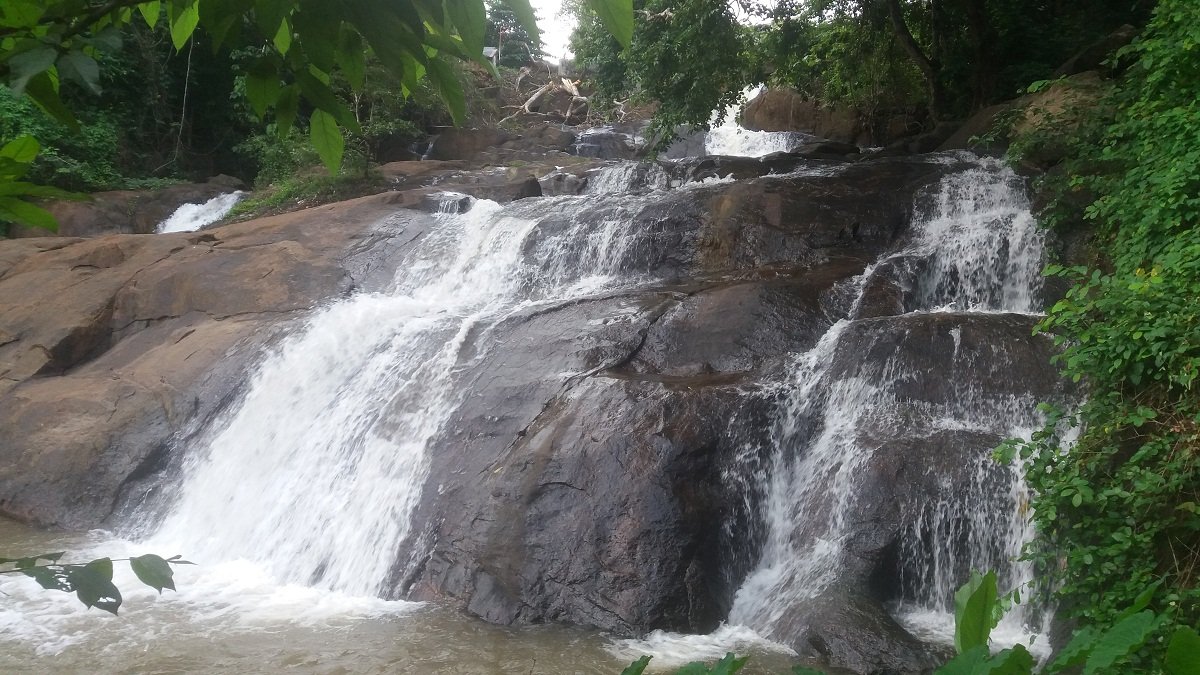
[0,193,436,527]
[741,88,863,143]
[0,147,1060,674]
[8,179,245,238]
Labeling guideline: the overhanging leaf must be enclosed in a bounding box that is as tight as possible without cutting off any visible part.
[7,45,58,94]
[138,0,161,28]
[169,1,201,50]
[444,0,486,59]
[309,109,344,174]
[273,85,300,136]
[244,58,281,119]
[954,570,999,654]
[426,57,465,124]
[498,0,540,47]
[0,196,59,232]
[68,558,122,614]
[0,136,39,164]
[130,554,176,593]
[335,29,365,90]
[585,0,633,48]
[56,51,101,95]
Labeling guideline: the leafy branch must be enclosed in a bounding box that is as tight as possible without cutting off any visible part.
[0,551,192,615]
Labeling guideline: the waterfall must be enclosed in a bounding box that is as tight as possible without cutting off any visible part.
[156,191,245,233]
[704,87,816,158]
[145,192,655,593]
[726,157,1053,653]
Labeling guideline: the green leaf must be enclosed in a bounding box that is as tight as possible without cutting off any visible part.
[274,85,300,136]
[1083,610,1158,674]
[585,0,633,48]
[498,0,540,47]
[426,57,465,125]
[983,645,1034,675]
[954,570,999,654]
[0,136,39,164]
[445,0,486,59]
[934,646,989,675]
[169,1,201,50]
[68,558,122,615]
[620,655,651,675]
[0,181,80,200]
[294,69,358,130]
[1166,627,1200,675]
[245,58,281,119]
[130,554,176,593]
[335,29,365,90]
[708,652,750,675]
[309,109,344,174]
[138,1,161,28]
[0,196,58,232]
[273,18,292,55]
[22,566,70,592]
[7,45,58,94]
[56,51,101,95]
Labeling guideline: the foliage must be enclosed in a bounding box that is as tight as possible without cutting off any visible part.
[485,0,542,68]
[996,0,1200,670]
[1,551,191,615]
[224,169,386,220]
[0,0,630,232]
[570,0,748,148]
[0,135,80,233]
[935,571,1200,675]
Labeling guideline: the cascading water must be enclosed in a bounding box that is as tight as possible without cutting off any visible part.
[156,191,245,233]
[726,156,1054,655]
[704,87,816,158]
[146,192,661,593]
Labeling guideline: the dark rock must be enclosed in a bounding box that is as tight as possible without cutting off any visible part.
[570,127,643,159]
[776,584,946,674]
[1053,24,1138,78]
[425,127,513,161]
[938,102,1017,153]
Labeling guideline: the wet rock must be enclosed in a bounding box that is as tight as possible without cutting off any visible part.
[775,584,947,674]
[0,194,436,527]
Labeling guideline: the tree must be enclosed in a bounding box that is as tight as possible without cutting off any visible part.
[0,0,634,231]
[486,0,542,68]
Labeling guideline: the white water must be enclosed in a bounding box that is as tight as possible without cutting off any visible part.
[704,87,816,158]
[728,158,1052,654]
[156,191,244,233]
[147,194,656,595]
[3,153,1056,670]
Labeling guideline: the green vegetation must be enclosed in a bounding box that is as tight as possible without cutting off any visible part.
[570,0,1147,147]
[0,0,633,232]
[1,551,190,615]
[486,0,543,68]
[999,0,1200,668]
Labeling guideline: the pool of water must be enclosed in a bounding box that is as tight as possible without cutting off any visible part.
[0,519,801,674]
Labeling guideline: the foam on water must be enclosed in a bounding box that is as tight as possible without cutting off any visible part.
[608,624,795,671]
[156,191,245,233]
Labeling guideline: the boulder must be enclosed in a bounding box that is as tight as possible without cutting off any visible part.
[424,127,513,161]
[741,88,861,144]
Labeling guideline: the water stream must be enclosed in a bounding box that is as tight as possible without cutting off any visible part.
[1,131,1054,670]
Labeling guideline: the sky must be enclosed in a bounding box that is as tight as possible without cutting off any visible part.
[530,0,576,62]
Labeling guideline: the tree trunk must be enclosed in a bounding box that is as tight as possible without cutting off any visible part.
[884,0,945,121]
[964,0,996,110]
